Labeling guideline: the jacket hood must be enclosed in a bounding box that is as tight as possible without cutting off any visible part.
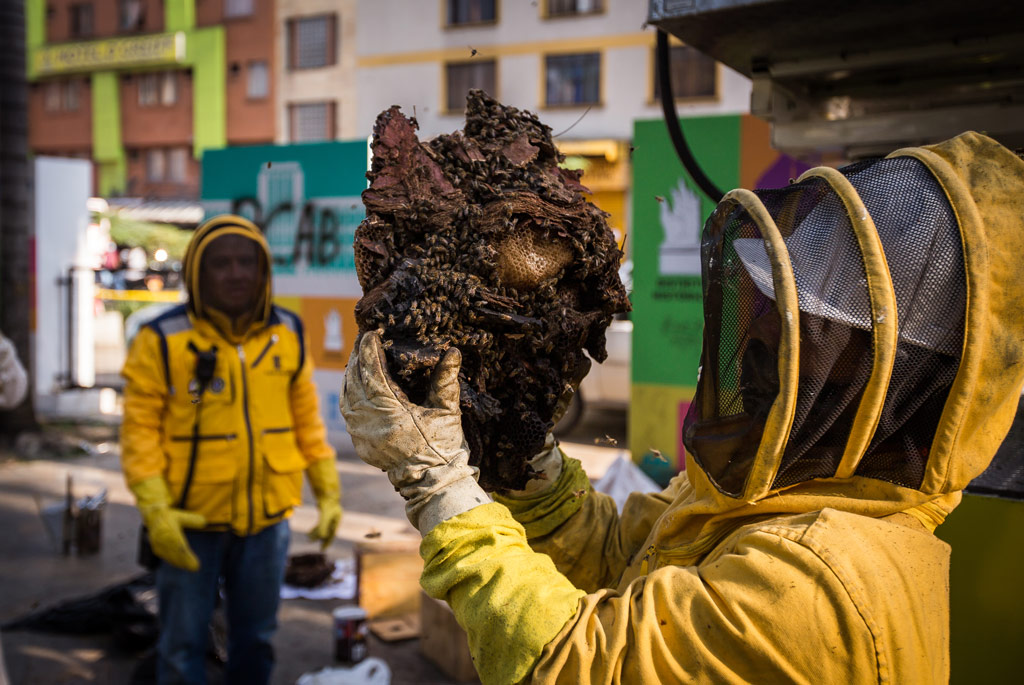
[183,214,273,329]
[662,132,1024,551]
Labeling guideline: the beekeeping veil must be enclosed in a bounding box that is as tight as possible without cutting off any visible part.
[673,132,1024,538]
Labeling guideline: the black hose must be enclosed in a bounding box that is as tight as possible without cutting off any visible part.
[656,29,724,203]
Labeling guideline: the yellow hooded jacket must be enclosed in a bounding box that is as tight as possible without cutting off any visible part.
[417,133,1024,684]
[121,215,335,535]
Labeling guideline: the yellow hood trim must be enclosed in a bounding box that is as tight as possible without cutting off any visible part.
[183,215,273,334]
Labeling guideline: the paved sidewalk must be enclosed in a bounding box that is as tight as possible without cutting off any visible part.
[0,412,624,684]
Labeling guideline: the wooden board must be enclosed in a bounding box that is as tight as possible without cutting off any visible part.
[368,613,420,642]
[419,591,479,683]
[355,539,424,619]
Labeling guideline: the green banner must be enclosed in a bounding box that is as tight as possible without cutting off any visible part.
[202,142,368,276]
[632,115,739,387]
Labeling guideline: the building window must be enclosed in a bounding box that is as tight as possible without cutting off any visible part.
[119,0,145,31]
[160,72,177,105]
[247,61,269,99]
[654,45,717,100]
[44,82,63,112]
[446,60,496,112]
[146,149,166,182]
[139,74,158,106]
[447,0,496,26]
[224,0,254,19]
[65,80,80,111]
[546,0,602,17]
[290,102,335,142]
[69,3,94,38]
[43,80,80,112]
[139,72,177,107]
[288,15,337,70]
[545,52,600,106]
[168,148,189,183]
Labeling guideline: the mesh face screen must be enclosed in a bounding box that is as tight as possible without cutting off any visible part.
[683,199,775,496]
[846,157,965,489]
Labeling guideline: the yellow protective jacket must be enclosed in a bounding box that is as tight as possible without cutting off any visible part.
[417,132,1024,684]
[121,216,335,536]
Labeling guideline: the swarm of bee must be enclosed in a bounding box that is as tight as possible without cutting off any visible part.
[355,90,630,491]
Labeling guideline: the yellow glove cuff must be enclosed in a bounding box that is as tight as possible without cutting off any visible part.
[306,457,341,502]
[129,475,174,514]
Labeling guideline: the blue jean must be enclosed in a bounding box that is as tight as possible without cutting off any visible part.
[156,520,290,685]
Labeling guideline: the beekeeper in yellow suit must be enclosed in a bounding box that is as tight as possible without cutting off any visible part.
[342,132,1024,684]
[122,215,342,684]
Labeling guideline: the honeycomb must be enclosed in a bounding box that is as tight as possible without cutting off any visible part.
[355,90,630,491]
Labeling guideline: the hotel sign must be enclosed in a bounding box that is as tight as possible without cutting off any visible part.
[34,32,186,77]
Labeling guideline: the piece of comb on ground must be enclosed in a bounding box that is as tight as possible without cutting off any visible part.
[355,90,630,491]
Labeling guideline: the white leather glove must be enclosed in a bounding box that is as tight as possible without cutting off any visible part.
[0,333,28,410]
[341,332,490,534]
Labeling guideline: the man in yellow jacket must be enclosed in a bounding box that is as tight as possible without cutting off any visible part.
[342,132,1024,683]
[122,215,341,685]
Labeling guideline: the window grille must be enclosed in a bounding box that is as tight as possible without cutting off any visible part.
[290,102,334,142]
[289,15,336,69]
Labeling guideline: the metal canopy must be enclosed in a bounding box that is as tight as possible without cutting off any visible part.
[648,0,1024,156]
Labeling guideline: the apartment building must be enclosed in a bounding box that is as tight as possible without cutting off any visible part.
[355,0,752,241]
[275,0,358,142]
[26,0,276,199]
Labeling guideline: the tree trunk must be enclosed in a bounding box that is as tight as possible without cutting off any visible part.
[0,0,39,434]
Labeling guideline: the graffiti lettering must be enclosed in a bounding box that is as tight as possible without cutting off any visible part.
[229,197,353,269]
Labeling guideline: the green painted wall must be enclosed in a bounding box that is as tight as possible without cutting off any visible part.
[202,143,370,200]
[91,72,126,195]
[188,27,227,158]
[631,116,740,388]
[165,0,197,32]
[26,0,44,51]
[935,494,1024,683]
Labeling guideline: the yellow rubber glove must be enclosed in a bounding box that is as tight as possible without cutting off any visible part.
[306,457,342,549]
[129,476,207,571]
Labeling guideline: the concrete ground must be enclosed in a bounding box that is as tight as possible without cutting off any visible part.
[0,410,626,684]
